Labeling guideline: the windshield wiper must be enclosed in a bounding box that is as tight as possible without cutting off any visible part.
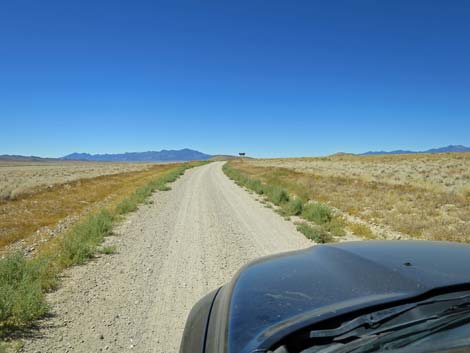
[310,293,470,340]
[305,293,470,353]
[336,308,470,353]
[309,303,417,340]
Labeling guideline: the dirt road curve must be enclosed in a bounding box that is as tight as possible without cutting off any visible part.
[22,162,310,353]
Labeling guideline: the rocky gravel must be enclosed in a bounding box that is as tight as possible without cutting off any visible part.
[20,162,310,353]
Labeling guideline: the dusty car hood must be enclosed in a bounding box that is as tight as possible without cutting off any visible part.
[225,241,470,353]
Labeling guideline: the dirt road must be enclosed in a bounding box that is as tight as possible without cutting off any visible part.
[22,162,310,353]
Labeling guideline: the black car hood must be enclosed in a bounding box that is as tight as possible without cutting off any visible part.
[225,241,470,353]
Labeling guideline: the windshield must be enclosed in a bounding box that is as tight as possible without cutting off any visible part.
[269,290,470,353]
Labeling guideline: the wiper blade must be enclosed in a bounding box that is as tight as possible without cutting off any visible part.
[305,293,470,353]
[350,310,470,353]
[310,293,470,340]
[306,311,470,353]
[309,304,417,339]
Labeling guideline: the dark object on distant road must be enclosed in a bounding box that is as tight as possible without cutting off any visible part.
[239,153,246,157]
[180,241,470,353]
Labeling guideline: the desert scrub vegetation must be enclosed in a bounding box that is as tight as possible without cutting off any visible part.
[348,222,374,239]
[0,253,51,332]
[223,164,345,241]
[0,161,156,201]
[302,202,333,224]
[296,223,333,243]
[285,197,303,216]
[58,210,115,267]
[227,155,470,243]
[0,162,199,337]
[0,162,202,250]
[252,152,470,193]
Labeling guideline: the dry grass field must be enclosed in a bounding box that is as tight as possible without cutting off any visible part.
[253,153,470,193]
[0,162,182,251]
[0,161,156,201]
[228,153,470,243]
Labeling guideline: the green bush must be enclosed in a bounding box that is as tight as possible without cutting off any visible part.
[0,253,49,332]
[284,198,304,216]
[116,197,137,214]
[296,223,333,243]
[30,256,59,292]
[324,217,346,237]
[248,179,264,195]
[59,210,114,266]
[302,202,333,225]
[133,185,152,203]
[265,185,290,205]
[98,245,117,255]
[156,183,171,191]
[223,165,267,195]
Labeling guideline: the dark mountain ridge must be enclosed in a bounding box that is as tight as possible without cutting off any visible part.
[61,148,212,162]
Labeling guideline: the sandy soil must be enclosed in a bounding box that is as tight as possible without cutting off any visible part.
[20,162,310,353]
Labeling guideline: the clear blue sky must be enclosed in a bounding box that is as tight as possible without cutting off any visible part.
[1,1,469,157]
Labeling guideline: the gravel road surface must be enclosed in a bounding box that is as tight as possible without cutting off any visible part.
[21,162,310,353]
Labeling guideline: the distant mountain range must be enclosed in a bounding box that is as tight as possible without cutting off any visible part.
[2,145,469,163]
[61,149,212,162]
[361,145,470,155]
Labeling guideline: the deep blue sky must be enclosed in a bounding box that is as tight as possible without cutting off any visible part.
[1,1,469,157]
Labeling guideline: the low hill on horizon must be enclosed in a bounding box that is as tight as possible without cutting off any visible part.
[0,154,58,162]
[361,145,470,155]
[209,155,249,161]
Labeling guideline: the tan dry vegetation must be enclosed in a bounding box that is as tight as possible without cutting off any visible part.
[0,163,180,250]
[253,153,470,193]
[229,153,470,243]
[0,161,156,201]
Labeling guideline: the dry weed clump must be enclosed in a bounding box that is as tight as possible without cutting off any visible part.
[348,222,374,239]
